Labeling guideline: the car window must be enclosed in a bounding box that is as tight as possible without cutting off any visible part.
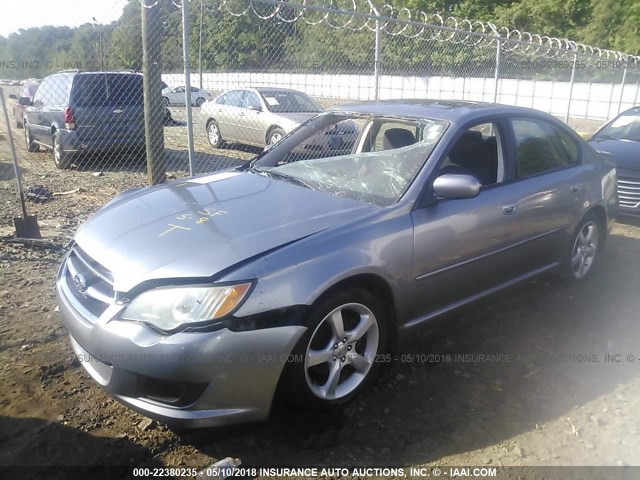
[226,90,243,108]
[259,90,322,113]
[21,83,38,99]
[254,113,447,206]
[216,93,228,105]
[71,74,143,107]
[436,122,504,187]
[243,91,261,110]
[512,118,580,178]
[191,87,200,92]
[595,111,640,142]
[33,75,71,106]
[175,86,185,93]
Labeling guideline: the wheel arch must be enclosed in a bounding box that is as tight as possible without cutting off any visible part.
[582,204,608,247]
[314,273,398,348]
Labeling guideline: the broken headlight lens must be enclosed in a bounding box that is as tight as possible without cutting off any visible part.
[120,283,252,331]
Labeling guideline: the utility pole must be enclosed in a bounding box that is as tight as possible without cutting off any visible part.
[141,0,166,185]
[199,0,204,90]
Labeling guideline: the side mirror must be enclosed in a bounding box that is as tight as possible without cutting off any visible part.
[433,173,481,199]
[9,94,17,100]
[18,97,32,106]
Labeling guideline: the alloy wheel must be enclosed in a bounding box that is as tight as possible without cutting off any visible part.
[304,302,379,401]
[571,220,599,279]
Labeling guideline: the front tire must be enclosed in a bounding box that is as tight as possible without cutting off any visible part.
[565,213,603,281]
[195,97,205,107]
[286,288,388,408]
[52,132,72,169]
[163,97,170,107]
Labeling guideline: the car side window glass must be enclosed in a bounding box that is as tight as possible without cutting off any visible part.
[226,90,243,107]
[512,118,579,178]
[437,122,504,187]
[33,79,50,105]
[243,92,261,110]
[216,93,228,105]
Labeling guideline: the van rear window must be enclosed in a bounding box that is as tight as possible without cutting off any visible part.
[72,74,144,107]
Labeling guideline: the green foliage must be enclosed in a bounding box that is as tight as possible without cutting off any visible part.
[0,0,639,82]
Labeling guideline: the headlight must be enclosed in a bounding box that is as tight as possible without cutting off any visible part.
[120,283,251,331]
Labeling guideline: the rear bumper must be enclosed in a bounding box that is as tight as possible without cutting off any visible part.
[56,261,305,428]
[58,129,145,154]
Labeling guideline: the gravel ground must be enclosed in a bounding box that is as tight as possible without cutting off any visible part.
[1,91,640,479]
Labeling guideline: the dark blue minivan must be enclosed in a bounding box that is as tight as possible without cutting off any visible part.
[23,70,145,168]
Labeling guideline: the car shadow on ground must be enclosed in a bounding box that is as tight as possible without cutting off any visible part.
[178,231,640,466]
[0,161,25,180]
[0,416,167,479]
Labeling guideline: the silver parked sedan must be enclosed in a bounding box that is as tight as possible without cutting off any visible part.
[201,87,326,148]
[57,100,617,428]
[162,85,212,107]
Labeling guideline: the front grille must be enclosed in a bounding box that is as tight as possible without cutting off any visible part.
[617,177,640,209]
[65,245,115,319]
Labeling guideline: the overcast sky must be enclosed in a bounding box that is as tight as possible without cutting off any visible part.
[1,0,128,37]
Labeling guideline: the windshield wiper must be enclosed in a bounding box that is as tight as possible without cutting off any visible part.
[253,167,315,190]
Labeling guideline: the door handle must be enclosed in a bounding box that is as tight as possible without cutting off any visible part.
[502,204,518,215]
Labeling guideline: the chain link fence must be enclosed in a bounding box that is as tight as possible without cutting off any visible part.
[2,0,640,184]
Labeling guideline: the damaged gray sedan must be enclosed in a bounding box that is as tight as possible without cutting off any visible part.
[56,100,617,428]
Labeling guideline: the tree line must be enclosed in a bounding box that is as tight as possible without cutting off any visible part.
[0,0,638,82]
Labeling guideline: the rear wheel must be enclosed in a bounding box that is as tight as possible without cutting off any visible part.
[52,132,72,169]
[564,213,603,281]
[286,288,388,408]
[24,123,37,152]
[163,97,170,107]
[267,127,285,147]
[195,97,205,107]
[206,119,224,149]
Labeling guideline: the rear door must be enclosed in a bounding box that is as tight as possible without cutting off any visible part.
[497,116,587,267]
[70,74,145,145]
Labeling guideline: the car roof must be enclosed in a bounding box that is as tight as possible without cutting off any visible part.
[330,99,553,124]
[254,87,306,94]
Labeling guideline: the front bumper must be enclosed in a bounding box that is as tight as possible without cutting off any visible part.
[56,262,305,428]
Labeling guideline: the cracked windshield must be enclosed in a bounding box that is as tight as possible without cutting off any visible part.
[253,114,448,206]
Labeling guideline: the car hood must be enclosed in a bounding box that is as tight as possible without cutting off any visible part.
[588,138,640,171]
[74,170,377,292]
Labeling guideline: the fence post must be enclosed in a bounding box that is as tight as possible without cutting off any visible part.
[182,0,196,177]
[493,35,501,103]
[141,0,166,185]
[634,81,640,106]
[617,61,628,114]
[564,52,578,124]
[199,0,204,90]
[374,19,381,100]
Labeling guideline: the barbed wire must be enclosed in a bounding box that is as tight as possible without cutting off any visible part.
[219,0,640,63]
